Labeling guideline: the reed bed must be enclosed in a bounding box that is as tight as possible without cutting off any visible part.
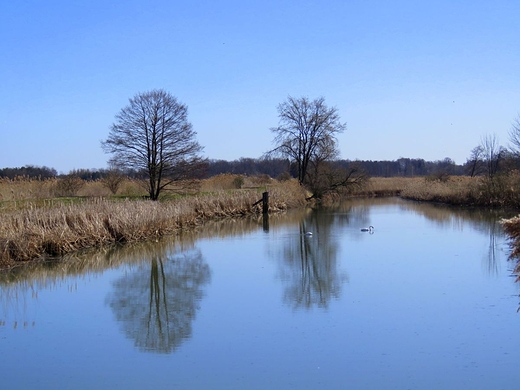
[400,174,520,207]
[0,180,306,269]
[502,217,520,275]
[400,176,479,205]
[0,177,56,203]
[350,177,417,197]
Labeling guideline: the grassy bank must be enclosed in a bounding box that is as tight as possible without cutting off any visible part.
[0,178,306,269]
[502,217,520,254]
[501,217,520,277]
[399,176,478,205]
[345,177,411,197]
[3,173,520,270]
[399,174,520,208]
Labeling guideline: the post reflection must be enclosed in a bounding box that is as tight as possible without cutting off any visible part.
[275,208,348,310]
[106,248,211,354]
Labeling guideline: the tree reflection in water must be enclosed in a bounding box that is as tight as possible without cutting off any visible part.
[106,248,210,354]
[276,208,349,310]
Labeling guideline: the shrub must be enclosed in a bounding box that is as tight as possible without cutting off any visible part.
[100,170,125,194]
[53,176,85,197]
[232,176,244,189]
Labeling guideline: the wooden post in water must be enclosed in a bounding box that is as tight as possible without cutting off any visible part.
[253,191,269,217]
[262,191,269,214]
[262,213,269,232]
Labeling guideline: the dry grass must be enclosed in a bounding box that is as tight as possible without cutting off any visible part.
[0,178,148,211]
[502,217,520,255]
[400,176,479,204]
[400,173,520,207]
[0,178,306,269]
[350,177,416,197]
[0,177,56,203]
[199,174,273,192]
[501,216,520,279]
[4,173,520,270]
[0,208,309,287]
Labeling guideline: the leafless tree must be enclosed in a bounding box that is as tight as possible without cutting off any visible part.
[306,161,367,200]
[266,96,346,186]
[508,115,520,156]
[266,96,366,199]
[53,174,85,197]
[481,134,505,179]
[102,90,207,200]
[465,145,485,177]
[100,168,125,195]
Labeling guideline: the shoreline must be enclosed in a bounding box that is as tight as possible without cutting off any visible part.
[3,175,520,272]
[0,183,307,271]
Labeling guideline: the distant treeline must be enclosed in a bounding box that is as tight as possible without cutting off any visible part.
[0,157,473,181]
[347,157,466,177]
[0,165,58,179]
[207,157,467,178]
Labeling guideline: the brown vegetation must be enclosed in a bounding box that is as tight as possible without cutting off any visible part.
[502,217,520,260]
[0,177,306,269]
[399,173,520,208]
[347,177,412,197]
[4,172,520,271]
[399,176,478,205]
[501,217,520,278]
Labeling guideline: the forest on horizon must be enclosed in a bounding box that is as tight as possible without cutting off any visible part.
[0,156,477,181]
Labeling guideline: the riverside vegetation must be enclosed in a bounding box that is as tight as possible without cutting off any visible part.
[0,174,307,269]
[2,172,520,270]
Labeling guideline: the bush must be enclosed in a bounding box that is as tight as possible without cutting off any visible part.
[100,170,125,194]
[425,172,450,183]
[53,176,85,197]
[232,176,244,189]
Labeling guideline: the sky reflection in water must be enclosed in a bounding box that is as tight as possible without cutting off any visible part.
[1,198,520,389]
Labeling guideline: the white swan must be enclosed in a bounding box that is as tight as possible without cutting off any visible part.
[361,226,374,232]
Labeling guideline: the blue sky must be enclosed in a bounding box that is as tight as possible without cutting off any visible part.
[1,0,519,173]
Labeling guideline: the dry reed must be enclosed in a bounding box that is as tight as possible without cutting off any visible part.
[400,176,478,204]
[0,180,306,269]
[349,177,416,197]
[400,174,520,207]
[502,216,520,275]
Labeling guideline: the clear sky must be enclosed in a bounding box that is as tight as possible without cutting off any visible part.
[1,0,519,173]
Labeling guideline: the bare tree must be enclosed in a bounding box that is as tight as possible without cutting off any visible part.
[102,90,207,200]
[266,96,366,199]
[481,134,505,179]
[465,145,485,177]
[266,96,346,186]
[306,161,367,199]
[508,115,520,156]
[100,168,125,195]
[53,174,85,197]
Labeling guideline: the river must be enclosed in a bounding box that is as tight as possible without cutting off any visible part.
[1,198,519,389]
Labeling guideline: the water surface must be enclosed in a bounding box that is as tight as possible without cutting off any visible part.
[1,198,519,389]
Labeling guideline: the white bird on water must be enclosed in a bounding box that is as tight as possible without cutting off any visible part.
[361,226,374,232]
[304,232,313,236]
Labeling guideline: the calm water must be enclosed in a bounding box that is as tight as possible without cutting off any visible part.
[1,198,520,389]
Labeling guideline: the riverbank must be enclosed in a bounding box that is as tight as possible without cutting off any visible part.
[501,217,520,272]
[3,173,520,271]
[399,174,520,207]
[0,179,307,269]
